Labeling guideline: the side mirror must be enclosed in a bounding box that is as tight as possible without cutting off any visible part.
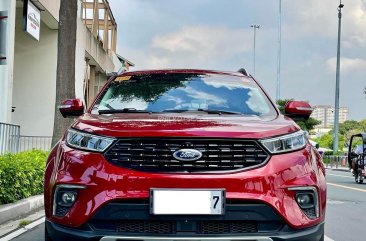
[59,99,84,118]
[284,101,313,120]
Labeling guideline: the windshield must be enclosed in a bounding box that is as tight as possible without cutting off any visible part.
[91,72,277,117]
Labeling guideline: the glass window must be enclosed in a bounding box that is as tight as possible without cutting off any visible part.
[91,72,277,117]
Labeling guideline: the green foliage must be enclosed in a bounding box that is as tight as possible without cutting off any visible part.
[328,119,366,149]
[276,99,321,131]
[0,150,48,205]
[18,220,31,228]
[312,133,345,151]
[338,120,366,139]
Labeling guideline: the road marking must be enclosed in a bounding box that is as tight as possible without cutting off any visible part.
[327,173,354,179]
[327,182,366,192]
[325,235,335,241]
[0,217,45,241]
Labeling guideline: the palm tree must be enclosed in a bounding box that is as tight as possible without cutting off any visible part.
[51,0,77,146]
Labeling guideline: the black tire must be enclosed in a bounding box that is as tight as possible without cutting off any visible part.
[358,169,364,184]
[45,228,52,241]
[319,233,324,241]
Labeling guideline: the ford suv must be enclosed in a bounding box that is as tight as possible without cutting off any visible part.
[44,69,326,241]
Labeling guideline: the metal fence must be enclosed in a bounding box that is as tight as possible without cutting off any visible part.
[0,122,20,155]
[1,122,53,154]
[323,155,348,168]
[19,136,52,152]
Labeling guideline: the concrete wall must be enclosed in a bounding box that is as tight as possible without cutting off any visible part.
[75,0,121,100]
[39,0,60,22]
[3,0,120,137]
[11,8,57,136]
[0,0,16,123]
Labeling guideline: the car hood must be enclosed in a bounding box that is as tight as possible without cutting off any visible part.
[72,113,299,139]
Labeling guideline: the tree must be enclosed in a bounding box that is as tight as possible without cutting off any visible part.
[339,120,360,135]
[51,0,78,146]
[312,133,346,151]
[276,99,320,132]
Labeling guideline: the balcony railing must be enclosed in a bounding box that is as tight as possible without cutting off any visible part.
[1,122,53,154]
[19,136,52,152]
[0,122,20,155]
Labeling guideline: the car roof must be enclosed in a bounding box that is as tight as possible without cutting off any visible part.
[118,69,252,79]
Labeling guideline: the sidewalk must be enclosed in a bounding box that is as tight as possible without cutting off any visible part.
[0,195,44,236]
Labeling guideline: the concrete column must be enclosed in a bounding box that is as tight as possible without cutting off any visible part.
[92,0,99,37]
[88,65,96,108]
[103,8,108,51]
[111,26,116,52]
[0,0,16,123]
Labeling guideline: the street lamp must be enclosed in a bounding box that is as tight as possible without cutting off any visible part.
[251,24,260,76]
[333,0,344,154]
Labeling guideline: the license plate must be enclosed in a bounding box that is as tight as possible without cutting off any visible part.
[150,189,225,215]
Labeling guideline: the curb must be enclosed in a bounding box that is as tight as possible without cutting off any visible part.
[0,195,44,225]
[325,167,350,172]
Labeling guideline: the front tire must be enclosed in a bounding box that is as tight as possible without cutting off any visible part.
[45,227,52,241]
[357,169,364,184]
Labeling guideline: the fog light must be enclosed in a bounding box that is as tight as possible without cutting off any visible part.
[296,193,314,209]
[53,185,86,217]
[58,191,77,207]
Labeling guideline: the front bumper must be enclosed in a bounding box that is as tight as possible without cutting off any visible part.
[46,219,324,241]
[45,144,326,229]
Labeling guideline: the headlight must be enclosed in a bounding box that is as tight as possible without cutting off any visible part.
[66,129,115,152]
[260,131,307,154]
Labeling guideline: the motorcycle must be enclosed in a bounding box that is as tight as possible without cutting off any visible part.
[348,133,366,184]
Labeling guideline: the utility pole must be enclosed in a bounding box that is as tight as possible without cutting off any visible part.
[277,0,282,100]
[333,0,344,154]
[251,24,260,76]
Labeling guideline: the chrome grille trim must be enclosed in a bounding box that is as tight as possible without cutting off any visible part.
[104,138,270,173]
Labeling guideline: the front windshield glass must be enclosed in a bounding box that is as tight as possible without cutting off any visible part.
[91,73,277,117]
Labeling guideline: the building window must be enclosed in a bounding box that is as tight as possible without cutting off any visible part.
[0,11,7,65]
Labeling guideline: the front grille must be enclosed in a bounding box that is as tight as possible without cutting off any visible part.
[92,220,258,235]
[105,138,269,172]
[200,221,257,234]
[116,221,175,234]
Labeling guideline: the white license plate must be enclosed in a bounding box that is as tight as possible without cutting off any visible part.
[150,189,225,215]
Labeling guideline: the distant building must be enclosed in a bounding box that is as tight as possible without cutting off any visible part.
[311,105,349,127]
[0,0,134,153]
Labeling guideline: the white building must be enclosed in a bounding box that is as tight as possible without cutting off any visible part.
[0,0,133,152]
[311,105,349,128]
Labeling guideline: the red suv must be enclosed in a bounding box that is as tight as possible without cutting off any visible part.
[44,69,326,241]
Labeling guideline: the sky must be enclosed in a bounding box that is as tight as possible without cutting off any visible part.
[108,0,366,120]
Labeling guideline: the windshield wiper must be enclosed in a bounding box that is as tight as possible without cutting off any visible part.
[162,109,243,115]
[98,108,153,114]
[197,109,243,115]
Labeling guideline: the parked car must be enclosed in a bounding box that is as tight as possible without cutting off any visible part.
[44,69,326,241]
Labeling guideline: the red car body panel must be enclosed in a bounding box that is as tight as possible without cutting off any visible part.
[72,114,298,139]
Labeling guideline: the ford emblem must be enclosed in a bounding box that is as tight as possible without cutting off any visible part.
[173,149,202,161]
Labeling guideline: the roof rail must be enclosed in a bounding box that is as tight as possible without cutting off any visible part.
[237,68,249,76]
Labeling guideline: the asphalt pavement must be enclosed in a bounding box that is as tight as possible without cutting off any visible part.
[5,169,366,241]
[325,169,366,241]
